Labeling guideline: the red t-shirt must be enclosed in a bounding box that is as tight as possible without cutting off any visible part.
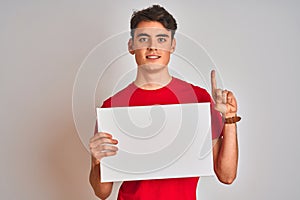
[101,77,223,200]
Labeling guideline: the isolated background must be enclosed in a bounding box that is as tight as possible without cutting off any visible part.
[1,0,299,199]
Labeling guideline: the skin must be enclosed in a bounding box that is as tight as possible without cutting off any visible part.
[89,21,239,199]
[129,21,176,89]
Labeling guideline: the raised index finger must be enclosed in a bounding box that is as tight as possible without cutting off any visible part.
[211,70,217,92]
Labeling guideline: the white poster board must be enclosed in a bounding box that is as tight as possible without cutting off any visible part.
[97,103,214,182]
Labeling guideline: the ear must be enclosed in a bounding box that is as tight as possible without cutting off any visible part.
[170,38,176,53]
[128,38,135,55]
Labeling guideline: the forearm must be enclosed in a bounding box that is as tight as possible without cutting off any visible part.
[213,123,238,184]
[89,157,113,199]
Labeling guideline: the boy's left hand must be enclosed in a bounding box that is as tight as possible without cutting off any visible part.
[211,70,238,118]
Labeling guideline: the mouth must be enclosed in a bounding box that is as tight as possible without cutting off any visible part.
[146,55,161,59]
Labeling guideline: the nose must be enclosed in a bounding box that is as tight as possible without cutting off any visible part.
[147,38,158,51]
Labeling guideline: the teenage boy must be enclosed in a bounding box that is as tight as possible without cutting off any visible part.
[89,5,239,200]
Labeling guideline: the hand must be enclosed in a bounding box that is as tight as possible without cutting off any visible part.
[211,70,238,118]
[89,132,118,163]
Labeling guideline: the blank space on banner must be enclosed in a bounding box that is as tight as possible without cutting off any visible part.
[97,103,213,182]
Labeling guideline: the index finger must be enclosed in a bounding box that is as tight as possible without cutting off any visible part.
[211,70,217,91]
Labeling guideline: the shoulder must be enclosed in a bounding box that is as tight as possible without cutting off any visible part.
[172,77,212,102]
[101,83,136,108]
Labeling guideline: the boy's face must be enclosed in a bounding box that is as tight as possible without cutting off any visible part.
[128,21,176,69]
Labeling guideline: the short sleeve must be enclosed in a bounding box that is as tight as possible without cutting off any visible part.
[192,86,223,139]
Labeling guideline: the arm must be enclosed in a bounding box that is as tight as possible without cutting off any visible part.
[212,123,238,184]
[210,70,239,184]
[89,132,118,199]
[89,156,113,199]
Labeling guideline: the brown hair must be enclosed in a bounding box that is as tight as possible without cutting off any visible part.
[130,5,177,38]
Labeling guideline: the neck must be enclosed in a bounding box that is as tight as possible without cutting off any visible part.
[134,67,172,90]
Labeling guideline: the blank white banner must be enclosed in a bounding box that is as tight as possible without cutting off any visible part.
[97,103,213,182]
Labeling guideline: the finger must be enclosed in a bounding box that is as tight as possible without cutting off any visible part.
[214,103,227,114]
[97,151,118,159]
[211,70,217,92]
[91,132,112,142]
[90,138,118,149]
[96,132,112,138]
[227,91,237,112]
[91,145,118,156]
[90,132,112,143]
[93,150,118,160]
[100,145,119,152]
[226,104,237,114]
[91,143,118,152]
[226,91,236,103]
[215,89,223,104]
[222,90,228,104]
[90,143,119,159]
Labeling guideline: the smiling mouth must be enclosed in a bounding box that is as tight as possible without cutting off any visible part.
[146,55,161,59]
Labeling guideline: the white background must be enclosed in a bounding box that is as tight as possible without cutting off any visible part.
[1,0,299,199]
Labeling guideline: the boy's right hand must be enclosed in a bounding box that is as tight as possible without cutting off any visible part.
[89,132,119,163]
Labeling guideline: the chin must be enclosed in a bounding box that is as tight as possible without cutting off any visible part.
[138,63,167,72]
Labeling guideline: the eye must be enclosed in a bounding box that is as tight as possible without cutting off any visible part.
[139,37,148,42]
[158,38,167,43]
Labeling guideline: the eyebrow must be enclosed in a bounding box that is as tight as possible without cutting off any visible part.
[137,33,150,37]
[156,34,169,38]
[136,33,170,38]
